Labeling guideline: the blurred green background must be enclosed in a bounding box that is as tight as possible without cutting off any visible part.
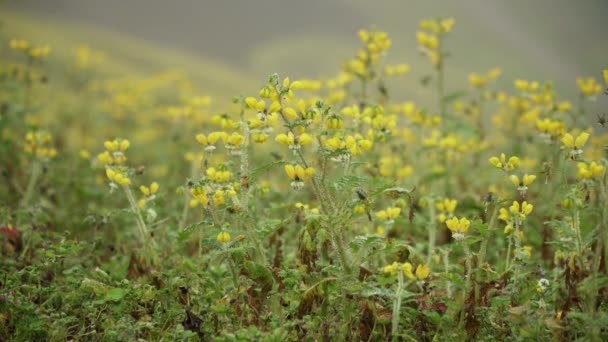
[3,0,608,103]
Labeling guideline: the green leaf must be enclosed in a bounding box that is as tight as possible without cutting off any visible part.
[103,288,128,302]
[332,175,369,191]
[349,235,386,253]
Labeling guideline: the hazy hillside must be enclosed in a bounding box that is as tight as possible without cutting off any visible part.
[7,0,607,93]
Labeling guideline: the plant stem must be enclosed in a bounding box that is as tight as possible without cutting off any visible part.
[392,269,404,341]
[459,242,472,327]
[178,160,197,230]
[475,203,499,305]
[19,160,41,211]
[436,54,446,124]
[573,206,583,256]
[427,201,437,266]
[442,248,452,296]
[505,235,513,274]
[123,185,155,252]
[333,229,352,275]
[238,124,267,266]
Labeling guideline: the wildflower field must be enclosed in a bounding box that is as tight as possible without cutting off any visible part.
[1,9,608,341]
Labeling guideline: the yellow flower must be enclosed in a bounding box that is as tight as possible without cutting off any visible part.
[514,79,539,92]
[445,216,470,240]
[436,198,457,222]
[439,17,455,33]
[196,132,224,152]
[140,182,159,197]
[289,80,304,90]
[325,115,344,129]
[252,133,268,143]
[577,161,604,180]
[509,201,533,219]
[284,164,315,190]
[206,167,231,183]
[150,182,159,194]
[190,186,209,206]
[415,264,430,280]
[213,190,226,206]
[384,64,410,76]
[536,118,565,137]
[416,31,438,50]
[354,205,366,215]
[140,185,150,196]
[603,69,608,88]
[29,45,51,59]
[561,132,589,150]
[79,149,91,159]
[105,168,131,186]
[9,39,29,51]
[217,231,231,244]
[436,198,457,213]
[383,261,399,275]
[375,210,388,221]
[509,174,536,193]
[561,132,589,159]
[489,153,519,171]
[468,68,501,88]
[283,107,298,119]
[376,207,400,224]
[276,132,312,152]
[97,151,113,165]
[576,77,602,97]
[402,262,415,279]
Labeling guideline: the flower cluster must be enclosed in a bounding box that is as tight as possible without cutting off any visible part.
[445,216,470,241]
[561,131,589,159]
[342,29,393,78]
[284,164,315,191]
[138,182,159,208]
[375,207,401,225]
[436,198,457,223]
[9,39,51,59]
[23,131,57,159]
[416,17,454,66]
[98,138,130,165]
[489,153,519,171]
[468,68,502,88]
[509,174,536,196]
[499,201,534,234]
[383,261,430,281]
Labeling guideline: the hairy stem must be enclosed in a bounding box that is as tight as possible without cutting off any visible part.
[392,269,405,341]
